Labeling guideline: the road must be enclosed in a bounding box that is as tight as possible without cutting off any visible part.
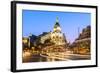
[23,51,90,63]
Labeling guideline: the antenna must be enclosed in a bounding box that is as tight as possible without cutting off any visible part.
[77,27,80,54]
[78,27,80,37]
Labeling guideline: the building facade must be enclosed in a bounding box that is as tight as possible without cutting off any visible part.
[40,17,67,46]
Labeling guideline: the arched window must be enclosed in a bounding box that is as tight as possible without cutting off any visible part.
[53,36,55,39]
[56,36,58,39]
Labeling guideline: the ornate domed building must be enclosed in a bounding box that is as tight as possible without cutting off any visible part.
[40,17,68,46]
[50,17,67,45]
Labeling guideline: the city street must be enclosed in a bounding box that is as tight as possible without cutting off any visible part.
[23,51,90,63]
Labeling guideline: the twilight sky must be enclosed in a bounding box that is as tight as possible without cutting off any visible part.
[22,10,91,43]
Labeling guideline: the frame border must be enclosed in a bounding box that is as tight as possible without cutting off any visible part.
[11,1,98,72]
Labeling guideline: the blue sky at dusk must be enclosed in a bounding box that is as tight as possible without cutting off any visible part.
[22,10,91,43]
